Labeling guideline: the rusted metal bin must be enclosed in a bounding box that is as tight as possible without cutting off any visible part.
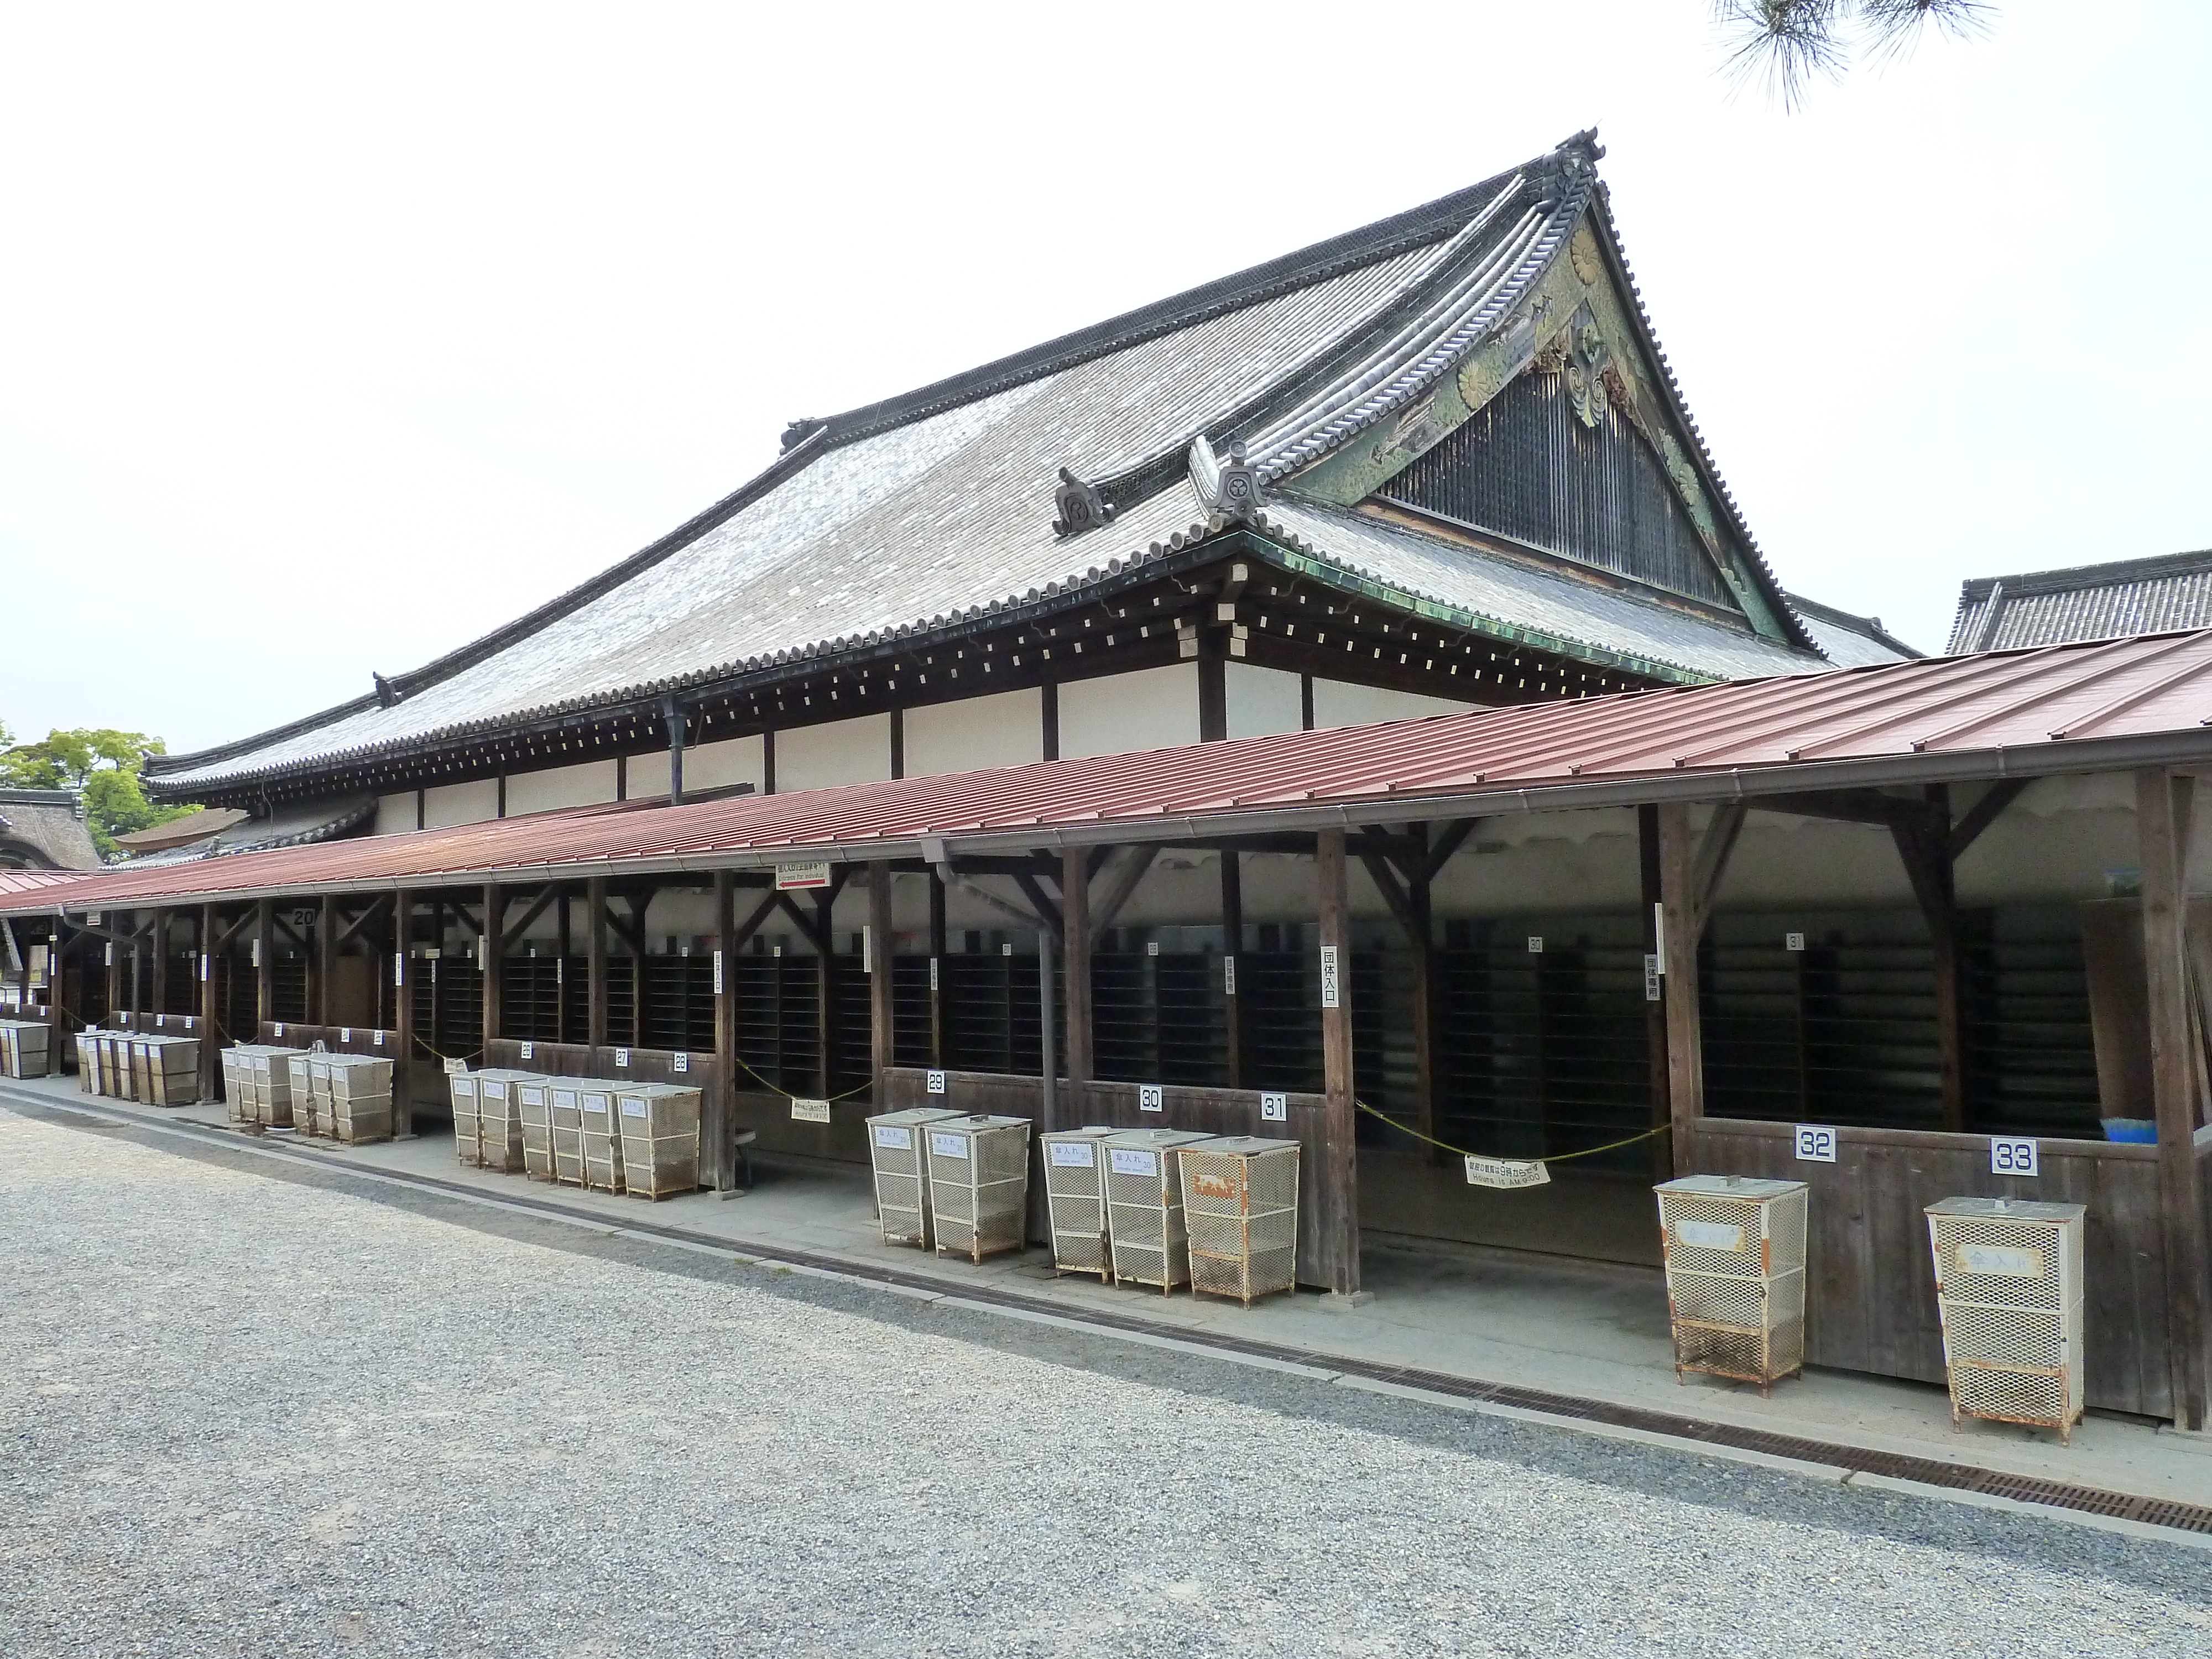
[1927,1196,2086,1442]
[1655,1175,1809,1393]
[1178,1136,1300,1305]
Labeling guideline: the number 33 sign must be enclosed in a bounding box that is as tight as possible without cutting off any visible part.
[1991,1138,2039,1177]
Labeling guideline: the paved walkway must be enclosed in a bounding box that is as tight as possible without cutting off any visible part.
[7,1070,2212,1521]
[4,1096,2208,1658]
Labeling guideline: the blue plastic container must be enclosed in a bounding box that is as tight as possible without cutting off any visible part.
[2101,1118,2158,1144]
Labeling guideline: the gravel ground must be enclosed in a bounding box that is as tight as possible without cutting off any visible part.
[3,1099,2209,1659]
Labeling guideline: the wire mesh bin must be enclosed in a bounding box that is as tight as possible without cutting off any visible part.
[133,1035,201,1106]
[1927,1196,2087,1442]
[578,1084,625,1194]
[1655,1175,1809,1393]
[1178,1136,1301,1306]
[615,1083,703,1200]
[0,1019,52,1079]
[285,1052,319,1135]
[97,1031,134,1100]
[1041,1125,1120,1279]
[1104,1129,1215,1293]
[549,1083,586,1186]
[925,1115,1032,1262]
[865,1108,965,1248]
[311,1054,397,1144]
[448,1072,482,1164]
[471,1069,540,1171]
[518,1079,557,1181]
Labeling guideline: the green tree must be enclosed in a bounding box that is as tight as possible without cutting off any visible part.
[0,727,202,861]
[1716,0,1992,107]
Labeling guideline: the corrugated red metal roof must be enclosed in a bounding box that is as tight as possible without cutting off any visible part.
[0,869,98,898]
[12,630,2212,914]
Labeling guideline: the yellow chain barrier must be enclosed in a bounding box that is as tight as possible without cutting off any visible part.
[1355,1098,1671,1165]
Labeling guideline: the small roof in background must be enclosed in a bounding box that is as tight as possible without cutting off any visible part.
[0,789,100,871]
[1782,592,1923,669]
[1948,549,2212,654]
[110,807,248,854]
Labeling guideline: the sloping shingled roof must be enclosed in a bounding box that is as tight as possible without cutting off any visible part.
[31,630,2212,914]
[1949,550,2212,654]
[0,790,100,871]
[151,134,1838,798]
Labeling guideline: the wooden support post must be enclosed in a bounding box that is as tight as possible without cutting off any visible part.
[317,896,336,1025]
[869,864,895,1104]
[556,890,572,1042]
[1639,806,1673,1178]
[814,889,836,1099]
[1892,788,1967,1131]
[1407,827,1437,1152]
[197,904,219,1100]
[709,870,737,1191]
[481,884,505,1045]
[103,917,122,1026]
[132,911,150,1019]
[586,877,608,1052]
[1316,830,1361,1297]
[1656,804,1706,1171]
[1220,850,1243,1091]
[1196,630,1227,742]
[150,909,169,1022]
[253,898,273,1039]
[393,889,415,1137]
[927,870,947,1067]
[2137,768,2209,1431]
[1061,846,1092,1084]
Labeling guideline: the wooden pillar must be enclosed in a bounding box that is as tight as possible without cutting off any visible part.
[1196,630,1227,742]
[105,918,124,1026]
[711,871,737,1191]
[813,890,836,1099]
[556,890,572,1042]
[392,889,415,1137]
[51,917,74,1070]
[2137,768,2209,1430]
[1407,828,1437,1150]
[927,871,947,1067]
[197,904,219,1100]
[317,896,337,1025]
[253,898,274,1039]
[586,878,608,1051]
[481,884,505,1046]
[1316,830,1360,1296]
[868,864,895,1102]
[1638,806,1673,1178]
[150,909,169,1022]
[1220,850,1243,1091]
[1039,920,1060,1133]
[1656,804,1705,1168]
[428,894,446,1061]
[629,895,645,1052]
[1061,846,1092,1084]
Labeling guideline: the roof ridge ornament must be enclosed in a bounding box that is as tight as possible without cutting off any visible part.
[372,672,400,709]
[1190,435,1262,524]
[1051,468,1115,539]
[1530,129,1605,206]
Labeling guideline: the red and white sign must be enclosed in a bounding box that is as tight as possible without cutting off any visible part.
[775,860,832,891]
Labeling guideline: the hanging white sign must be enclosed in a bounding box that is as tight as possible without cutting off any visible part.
[1464,1155,1551,1189]
[442,1057,468,1077]
[712,950,724,994]
[1644,954,1662,1003]
[791,1097,832,1123]
[775,860,832,891]
[1222,955,1237,998]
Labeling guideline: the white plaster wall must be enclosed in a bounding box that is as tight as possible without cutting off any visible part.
[628,747,670,800]
[778,712,893,795]
[1224,662,1304,739]
[688,733,767,794]
[374,792,417,836]
[906,687,1041,778]
[1310,677,1475,730]
[420,779,500,830]
[1059,663,1200,759]
[503,759,619,817]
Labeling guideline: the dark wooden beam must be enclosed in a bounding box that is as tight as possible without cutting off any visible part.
[1890,791,1965,1133]
[1656,803,1705,1164]
[1220,851,1243,1092]
[1091,844,1160,935]
[335,895,393,950]
[197,903,219,1101]
[1062,846,1092,1084]
[1423,818,1478,882]
[1011,872,1062,941]
[1692,800,1749,935]
[150,909,169,1023]
[1949,778,2030,861]
[254,899,275,1038]
[2138,768,2209,1431]
[1315,828,1360,1297]
[813,888,836,1099]
[393,889,415,1136]
[1638,805,1672,1180]
[928,870,947,1067]
[586,877,608,1051]
[481,885,505,1046]
[1751,790,1947,834]
[498,885,560,955]
[869,864,894,1106]
[317,896,336,1026]
[711,870,736,1192]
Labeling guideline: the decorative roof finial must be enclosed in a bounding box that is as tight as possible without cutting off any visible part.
[1052,468,1115,538]
[372,672,399,709]
[780,418,829,454]
[1213,438,1261,523]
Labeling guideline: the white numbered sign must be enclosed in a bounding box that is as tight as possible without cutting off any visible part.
[1050,1141,1095,1167]
[926,1070,946,1095]
[1991,1137,2039,1177]
[930,1131,969,1159]
[1786,932,1806,953]
[1793,1124,1838,1164]
[1110,1148,1158,1177]
[1260,1091,1287,1123]
[519,1042,534,1060]
[614,1047,630,1067]
[672,1052,688,1073]
[873,1124,911,1149]
[1139,1084,1164,1113]
[1527,936,1543,954]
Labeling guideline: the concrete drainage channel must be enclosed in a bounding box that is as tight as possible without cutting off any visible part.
[9,1085,2212,1548]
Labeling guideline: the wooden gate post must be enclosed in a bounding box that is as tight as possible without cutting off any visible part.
[586,877,608,1052]
[2137,768,2209,1430]
[197,904,219,1101]
[1656,803,1706,1169]
[393,889,415,1138]
[481,884,505,1046]
[1316,829,1361,1297]
[150,909,169,1023]
[868,864,895,1104]
[1220,851,1243,1091]
[316,896,337,1026]
[711,870,737,1191]
[254,898,274,1039]
[1061,846,1092,1086]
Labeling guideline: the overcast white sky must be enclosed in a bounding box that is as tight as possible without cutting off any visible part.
[2,2,2206,759]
